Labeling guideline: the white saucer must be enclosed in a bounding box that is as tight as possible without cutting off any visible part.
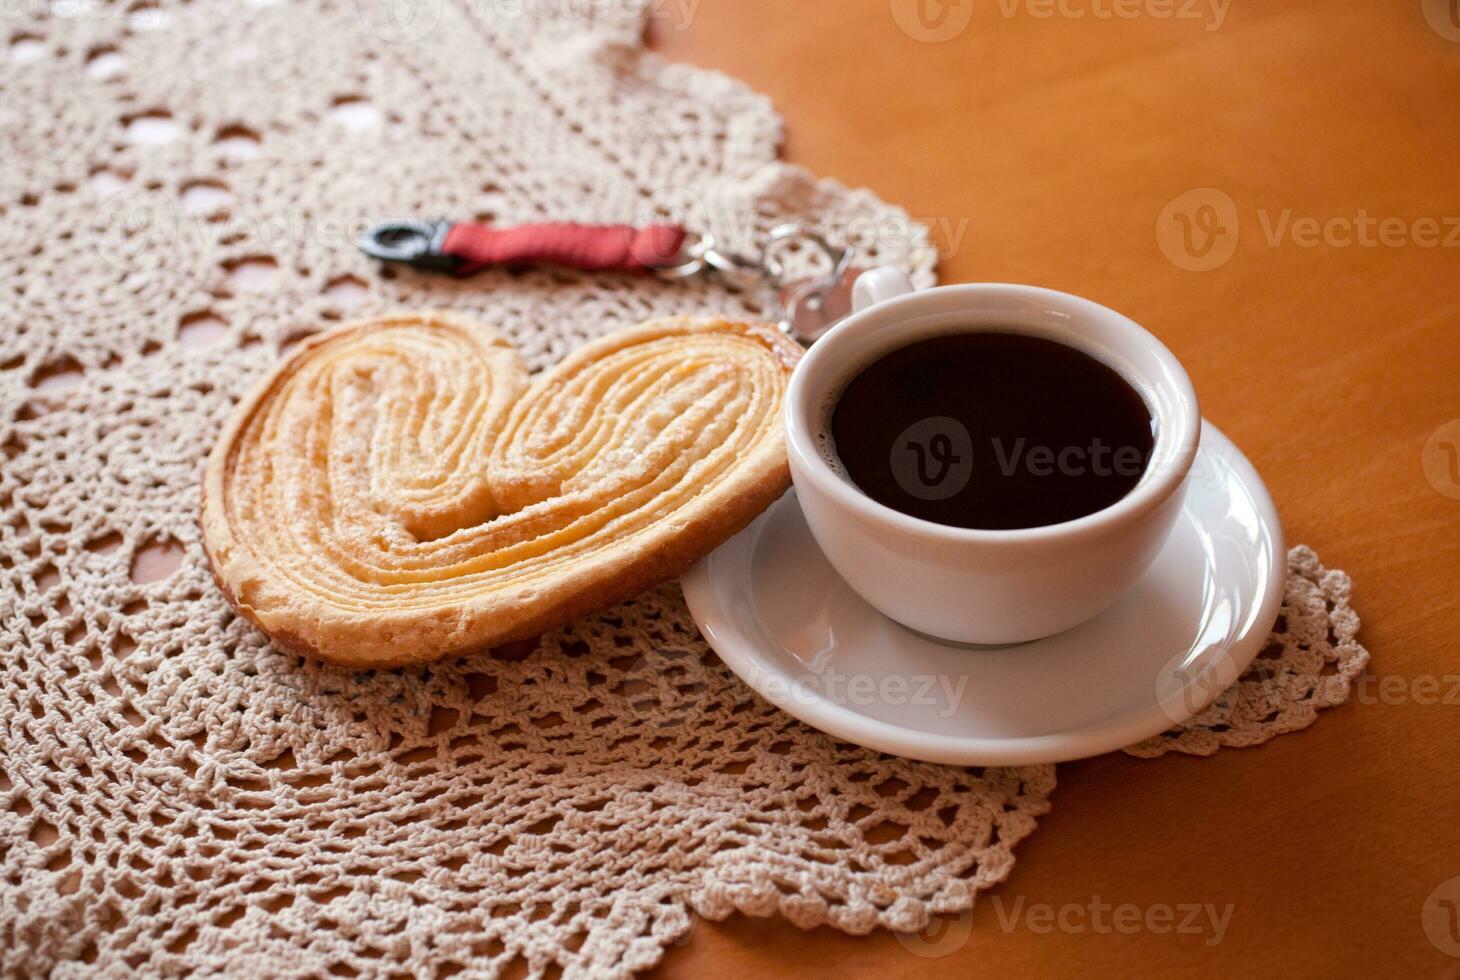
[682,421,1285,766]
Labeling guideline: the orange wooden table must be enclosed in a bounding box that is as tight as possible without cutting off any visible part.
[647,2,1460,977]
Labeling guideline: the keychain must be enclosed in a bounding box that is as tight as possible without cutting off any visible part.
[358,218,866,345]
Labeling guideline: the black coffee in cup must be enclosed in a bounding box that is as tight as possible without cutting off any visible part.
[828,332,1156,530]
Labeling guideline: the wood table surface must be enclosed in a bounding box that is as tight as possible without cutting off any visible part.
[647,2,1460,977]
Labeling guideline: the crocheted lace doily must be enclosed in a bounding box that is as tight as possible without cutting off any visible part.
[0,2,1368,976]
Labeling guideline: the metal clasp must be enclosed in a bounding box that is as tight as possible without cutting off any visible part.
[653,223,862,346]
[357,219,458,273]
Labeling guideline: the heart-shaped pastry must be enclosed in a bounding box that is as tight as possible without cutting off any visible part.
[202,311,801,667]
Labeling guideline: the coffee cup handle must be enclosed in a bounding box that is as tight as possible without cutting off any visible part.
[851,267,916,313]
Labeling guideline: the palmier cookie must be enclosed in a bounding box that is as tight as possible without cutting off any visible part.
[202,311,801,667]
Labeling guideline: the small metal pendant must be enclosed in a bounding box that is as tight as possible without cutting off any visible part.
[776,262,868,346]
[656,223,864,346]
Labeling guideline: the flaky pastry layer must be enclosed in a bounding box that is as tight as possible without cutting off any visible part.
[202,311,801,667]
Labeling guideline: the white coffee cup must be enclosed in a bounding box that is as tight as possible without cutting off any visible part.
[784,270,1202,645]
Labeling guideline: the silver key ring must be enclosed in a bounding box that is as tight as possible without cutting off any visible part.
[651,232,760,282]
[653,224,859,345]
[761,223,856,291]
